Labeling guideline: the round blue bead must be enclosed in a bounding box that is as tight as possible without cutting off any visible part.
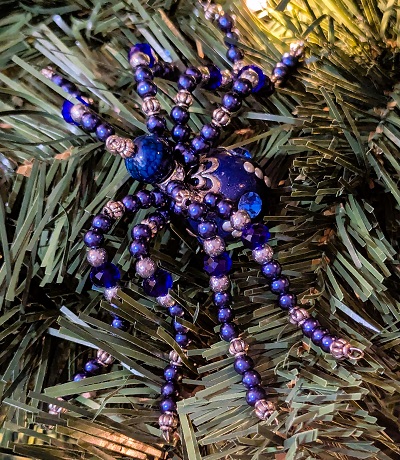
[122,195,140,213]
[191,136,210,154]
[90,262,120,288]
[273,64,288,79]
[200,124,220,143]
[203,252,232,276]
[238,192,262,219]
[172,124,191,142]
[92,214,112,233]
[281,53,298,68]
[242,370,261,389]
[204,192,220,208]
[96,123,115,142]
[143,269,173,297]
[134,65,153,82]
[81,112,100,132]
[160,397,177,413]
[166,180,183,196]
[198,221,217,238]
[234,355,254,374]
[320,334,336,353]
[222,92,242,112]
[311,328,329,346]
[233,78,252,96]
[185,66,202,84]
[175,333,190,347]
[151,190,169,208]
[220,322,238,342]
[84,229,104,248]
[224,31,240,46]
[61,82,77,95]
[227,46,244,63]
[146,115,166,135]
[169,304,184,317]
[216,200,234,219]
[241,223,270,249]
[84,359,102,375]
[136,190,153,209]
[238,65,267,93]
[173,319,188,334]
[148,212,166,230]
[132,224,152,241]
[137,79,157,98]
[164,364,182,382]
[111,317,130,331]
[278,293,297,310]
[302,318,320,338]
[217,307,234,323]
[204,64,222,90]
[246,386,266,406]
[188,202,206,220]
[129,239,148,258]
[261,260,281,279]
[51,74,65,86]
[171,106,189,124]
[182,149,198,168]
[213,291,231,307]
[178,74,197,92]
[161,381,179,398]
[129,43,157,67]
[270,276,290,294]
[73,372,88,382]
[218,14,234,32]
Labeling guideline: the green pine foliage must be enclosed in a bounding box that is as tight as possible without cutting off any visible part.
[0,0,399,458]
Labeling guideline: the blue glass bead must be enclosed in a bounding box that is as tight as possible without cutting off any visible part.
[161,63,180,80]
[232,147,252,158]
[213,291,231,307]
[122,195,140,213]
[302,318,320,338]
[238,65,267,93]
[137,80,157,98]
[90,262,120,288]
[132,224,152,241]
[173,319,188,334]
[84,229,104,248]
[220,322,238,342]
[129,43,157,67]
[84,359,102,375]
[61,82,77,95]
[273,63,289,80]
[320,334,336,353]
[238,192,262,218]
[171,106,189,124]
[73,372,88,382]
[224,31,240,46]
[61,100,76,124]
[234,355,254,374]
[311,328,329,346]
[188,202,206,220]
[204,192,220,208]
[129,239,148,258]
[261,260,282,279]
[176,333,190,348]
[82,112,100,132]
[242,370,261,389]
[185,66,202,84]
[96,123,115,142]
[148,212,166,230]
[92,214,113,232]
[217,307,234,323]
[143,269,173,297]
[246,386,266,406]
[136,190,153,209]
[169,304,184,317]
[146,115,166,135]
[51,74,65,86]
[112,317,130,331]
[227,46,244,63]
[134,65,153,82]
[216,200,234,219]
[200,124,220,143]
[241,223,270,249]
[198,221,217,238]
[151,190,169,208]
[178,74,197,92]
[191,136,210,154]
[164,364,182,382]
[166,180,183,195]
[278,293,297,310]
[204,64,222,90]
[270,276,290,294]
[281,52,298,68]
[125,135,173,185]
[203,252,232,276]
[222,92,242,112]
[160,397,177,413]
[233,78,252,96]
[182,149,198,168]
[172,124,191,142]
[218,14,234,32]
[161,381,179,398]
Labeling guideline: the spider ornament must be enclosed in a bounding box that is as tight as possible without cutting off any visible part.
[43,2,364,445]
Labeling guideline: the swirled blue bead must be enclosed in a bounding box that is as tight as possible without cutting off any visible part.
[84,359,102,375]
[270,276,290,294]
[129,239,148,258]
[171,106,189,124]
[92,214,113,233]
[302,318,320,338]
[213,291,231,307]
[246,386,266,406]
[146,115,166,135]
[204,65,222,90]
[241,223,270,249]
[278,293,297,310]
[320,334,336,353]
[261,260,282,279]
[164,364,182,382]
[227,46,244,63]
[220,322,238,341]
[134,65,153,82]
[143,269,173,297]
[311,328,329,346]
[172,124,191,142]
[222,92,242,112]
[161,381,179,398]
[90,262,120,288]
[96,123,115,142]
[82,112,100,132]
[203,252,232,276]
[122,195,140,212]
[178,74,197,92]
[160,397,177,413]
[84,229,104,248]
[242,370,261,388]
[111,317,130,331]
[234,355,254,374]
[218,307,234,323]
[136,190,153,209]
[198,221,217,238]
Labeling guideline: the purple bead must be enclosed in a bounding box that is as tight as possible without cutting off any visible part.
[143,269,173,297]
[233,78,252,97]
[84,359,102,375]
[84,229,104,248]
[96,123,115,142]
[92,214,113,232]
[222,92,242,112]
[213,291,231,307]
[81,112,100,132]
[218,14,234,32]
[241,223,271,249]
[185,66,202,84]
[170,183,185,201]
[273,63,289,79]
[151,190,169,208]
[172,124,191,142]
[182,149,198,168]
[90,262,120,288]
[191,135,210,154]
[227,46,244,63]
[132,224,152,241]
[160,397,177,413]
[61,82,78,94]
[146,115,166,135]
[220,322,238,342]
[320,334,336,353]
[204,65,222,90]
[234,355,254,374]
[129,239,149,258]
[169,304,184,317]
[136,190,153,209]
[175,333,189,348]
[261,260,282,279]
[178,74,197,92]
[242,370,261,389]
[161,381,179,398]
[166,180,183,196]
[278,293,297,310]
[246,386,266,406]
[51,74,65,86]
[111,317,130,331]
[311,328,329,346]
[302,318,320,338]
[216,200,234,219]
[281,53,298,68]
[129,43,157,67]
[162,63,180,80]
[224,31,240,46]
[173,319,188,334]
[164,364,183,382]
[137,79,157,98]
[204,192,220,208]
[217,307,234,323]
[203,252,232,276]
[200,124,220,144]
[148,212,166,230]
[171,106,189,124]
[73,372,88,382]
[270,276,290,294]
[197,221,217,238]
[134,65,153,82]
[122,195,140,212]
[188,202,206,220]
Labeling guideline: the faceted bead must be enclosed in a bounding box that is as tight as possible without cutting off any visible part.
[175,333,190,348]
[234,355,254,374]
[246,386,266,406]
[96,123,115,142]
[204,64,222,89]
[203,252,232,276]
[92,214,113,232]
[122,195,140,213]
[320,334,336,353]
[270,276,290,294]
[220,322,238,341]
[81,112,100,132]
[213,291,231,307]
[90,263,120,288]
[129,43,157,67]
[217,307,234,323]
[111,317,130,331]
[242,370,261,388]
[161,381,179,398]
[261,260,282,279]
[84,359,102,375]
[164,364,183,382]
[302,318,320,338]
[278,293,297,310]
[143,269,173,297]
[129,239,149,258]
[241,223,270,249]
[136,190,153,208]
[238,192,263,218]
[160,397,177,413]
[311,328,329,346]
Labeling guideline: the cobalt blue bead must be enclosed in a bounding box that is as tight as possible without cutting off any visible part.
[166,180,183,195]
[96,123,115,142]
[220,322,238,342]
[216,200,234,219]
[185,66,202,84]
[137,79,157,98]
[82,112,100,132]
[246,386,266,406]
[129,43,157,67]
[146,115,166,135]
[164,364,182,382]
[281,52,298,68]
[233,78,252,97]
[160,397,177,413]
[238,192,262,218]
[270,276,290,294]
[170,184,185,200]
[241,223,271,249]
[111,317,130,331]
[242,370,261,389]
[227,46,244,63]
[197,221,217,238]
[84,359,102,375]
[182,149,198,168]
[203,252,232,276]
[129,239,148,258]
[222,92,242,112]
[92,214,113,232]
[172,124,191,142]
[261,260,282,279]
[224,31,240,46]
[278,293,297,310]
[90,262,120,288]
[173,319,188,334]
[134,65,153,82]
[148,212,166,230]
[273,64,289,79]
[171,106,189,124]
[238,65,267,93]
[143,269,173,297]
[218,307,234,323]
[218,14,234,32]
[204,64,222,90]
[122,195,140,212]
[178,74,197,92]
[191,136,210,154]
[169,304,184,317]
[132,224,152,241]
[73,372,88,382]
[311,328,329,346]
[204,192,220,208]
[161,381,179,398]
[200,124,220,143]
[136,190,153,209]
[234,355,254,374]
[320,334,336,353]
[84,229,104,248]
[61,100,76,124]
[302,318,320,338]
[213,291,231,307]
[188,202,206,220]
[61,82,78,94]
[175,333,190,347]
[151,190,169,208]
[51,74,65,86]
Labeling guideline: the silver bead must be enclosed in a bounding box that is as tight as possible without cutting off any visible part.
[174,90,193,108]
[81,391,96,399]
[254,399,275,420]
[289,307,310,326]
[221,69,233,87]
[222,220,233,232]
[41,67,54,79]
[233,60,245,74]
[48,397,67,415]
[102,200,125,219]
[173,188,192,208]
[104,285,119,302]
[240,68,260,88]
[330,338,352,360]
[231,230,242,239]
[169,350,183,366]
[290,40,305,58]
[142,97,161,116]
[142,218,158,237]
[230,210,251,231]
[129,51,150,68]
[203,3,223,21]
[157,294,175,307]
[70,103,89,124]
[252,244,274,264]
[229,338,248,356]
[203,236,225,257]
[106,135,136,159]
[136,257,157,279]
[212,108,231,127]
[87,248,108,267]
[198,66,211,84]
[97,349,115,366]
[159,412,179,430]
[209,274,230,292]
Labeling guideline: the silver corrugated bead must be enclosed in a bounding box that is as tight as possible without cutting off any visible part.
[212,107,231,127]
[233,60,245,74]
[221,70,233,87]
[41,67,55,79]
[105,135,136,159]
[136,257,157,279]
[159,412,179,441]
[104,285,119,302]
[169,350,183,366]
[87,248,108,267]
[330,338,352,360]
[141,218,158,237]
[254,399,275,420]
[222,220,233,232]
[70,103,89,123]
[229,338,248,356]
[198,66,211,84]
[240,68,259,88]
[252,244,274,264]
[97,349,115,366]
[173,188,192,208]
[203,3,223,21]
[209,274,230,292]
[129,51,151,68]
[290,40,305,58]
[102,200,125,219]
[289,307,310,326]
[230,210,251,231]
[174,90,193,108]
[203,236,225,257]
[231,230,242,238]
[142,97,161,116]
[48,397,67,415]
[157,293,176,308]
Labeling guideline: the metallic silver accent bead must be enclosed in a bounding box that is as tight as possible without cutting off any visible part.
[222,220,233,232]
[330,338,352,360]
[203,236,225,257]
[172,188,192,208]
[252,244,274,264]
[230,210,251,231]
[209,274,230,292]
[198,66,211,84]
[129,51,150,68]
[81,96,95,106]
[289,307,310,326]
[103,285,119,302]
[254,399,275,420]
[231,230,242,239]
[106,135,136,159]
[81,391,96,399]
[240,68,260,88]
[264,175,271,187]
[135,257,157,279]
[290,40,305,58]
[102,200,125,219]
[142,97,161,116]
[157,294,175,308]
[233,60,245,74]
[169,350,183,366]
[221,69,233,87]
[229,338,249,356]
[41,67,55,79]
[97,349,115,366]
[174,90,193,108]
[212,107,231,127]
[159,412,179,440]
[70,103,89,124]
[87,248,108,267]
[48,397,67,415]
